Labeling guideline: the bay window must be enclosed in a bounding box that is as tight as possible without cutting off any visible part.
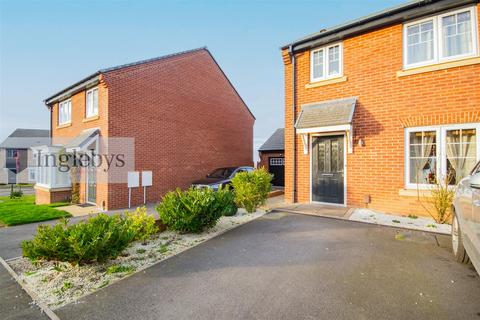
[58,99,72,125]
[86,87,98,118]
[403,6,478,68]
[406,124,480,188]
[310,42,343,82]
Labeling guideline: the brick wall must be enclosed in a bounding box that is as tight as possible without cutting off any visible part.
[104,49,254,209]
[283,4,480,217]
[35,187,71,204]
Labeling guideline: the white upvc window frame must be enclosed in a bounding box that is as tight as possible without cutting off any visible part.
[85,87,99,118]
[58,99,72,125]
[403,6,479,69]
[405,123,480,189]
[310,42,343,83]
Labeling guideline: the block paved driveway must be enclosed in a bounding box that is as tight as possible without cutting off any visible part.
[55,211,480,320]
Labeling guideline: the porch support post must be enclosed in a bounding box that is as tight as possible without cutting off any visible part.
[346,128,353,154]
[300,134,309,155]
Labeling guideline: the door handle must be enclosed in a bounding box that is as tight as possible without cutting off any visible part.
[321,173,334,177]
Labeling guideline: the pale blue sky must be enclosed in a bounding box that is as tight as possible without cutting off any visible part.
[0,0,404,153]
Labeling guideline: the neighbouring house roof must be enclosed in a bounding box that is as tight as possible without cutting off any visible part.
[64,128,100,151]
[259,128,284,152]
[295,97,356,130]
[43,47,255,119]
[0,129,50,149]
[281,0,477,53]
[44,47,207,105]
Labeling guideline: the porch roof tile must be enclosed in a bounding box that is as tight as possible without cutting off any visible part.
[64,128,99,150]
[295,97,356,130]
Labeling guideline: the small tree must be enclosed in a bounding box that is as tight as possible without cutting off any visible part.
[417,174,454,224]
[231,168,272,213]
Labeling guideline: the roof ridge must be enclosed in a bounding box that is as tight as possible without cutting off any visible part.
[100,47,208,73]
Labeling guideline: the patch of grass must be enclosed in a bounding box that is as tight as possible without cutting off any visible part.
[161,236,169,240]
[407,214,418,219]
[426,224,437,228]
[0,195,71,226]
[392,219,401,224]
[395,233,406,240]
[62,281,73,290]
[136,248,146,254]
[158,244,169,254]
[98,280,110,288]
[52,264,67,272]
[25,271,37,276]
[106,265,135,275]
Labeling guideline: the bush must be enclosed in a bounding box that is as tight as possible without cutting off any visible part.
[156,187,225,233]
[231,168,272,213]
[215,186,237,216]
[22,214,136,265]
[125,206,158,244]
[22,208,159,265]
[418,174,454,224]
[9,185,23,199]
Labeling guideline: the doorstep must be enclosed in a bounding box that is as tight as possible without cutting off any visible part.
[273,202,353,219]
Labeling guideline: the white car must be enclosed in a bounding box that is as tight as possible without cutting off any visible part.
[452,161,480,274]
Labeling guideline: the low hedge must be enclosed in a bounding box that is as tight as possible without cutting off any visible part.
[156,187,235,233]
[22,208,158,265]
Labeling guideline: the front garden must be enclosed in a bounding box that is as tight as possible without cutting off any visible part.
[0,195,71,226]
[8,168,272,308]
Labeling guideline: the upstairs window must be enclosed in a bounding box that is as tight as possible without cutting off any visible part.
[404,7,478,68]
[310,42,343,82]
[6,149,18,158]
[58,99,72,125]
[86,87,99,118]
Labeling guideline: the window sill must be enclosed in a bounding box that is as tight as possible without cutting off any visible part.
[34,184,71,192]
[83,115,99,123]
[56,122,72,129]
[399,189,432,197]
[397,56,480,78]
[305,76,347,88]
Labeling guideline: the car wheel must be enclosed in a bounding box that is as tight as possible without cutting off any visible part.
[452,212,470,264]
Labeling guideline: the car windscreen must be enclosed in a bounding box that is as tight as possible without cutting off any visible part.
[208,168,236,179]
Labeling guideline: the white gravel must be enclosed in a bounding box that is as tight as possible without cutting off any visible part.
[8,209,265,309]
[349,208,451,234]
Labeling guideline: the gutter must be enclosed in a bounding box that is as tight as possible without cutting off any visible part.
[288,45,296,203]
[281,0,478,53]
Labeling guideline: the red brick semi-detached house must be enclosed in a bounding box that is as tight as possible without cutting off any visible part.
[35,47,255,210]
[282,0,480,217]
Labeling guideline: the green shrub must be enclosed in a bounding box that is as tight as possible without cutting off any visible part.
[231,168,272,213]
[156,187,224,233]
[215,187,237,216]
[9,185,23,199]
[125,207,158,244]
[22,214,136,265]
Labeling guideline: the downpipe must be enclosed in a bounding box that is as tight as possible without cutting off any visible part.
[288,45,296,203]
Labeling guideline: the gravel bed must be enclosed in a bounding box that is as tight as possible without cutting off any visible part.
[8,210,264,309]
[349,208,451,234]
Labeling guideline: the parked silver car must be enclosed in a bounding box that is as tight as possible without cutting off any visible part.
[452,161,480,274]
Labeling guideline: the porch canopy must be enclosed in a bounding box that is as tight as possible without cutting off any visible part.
[295,97,356,154]
[64,128,99,152]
